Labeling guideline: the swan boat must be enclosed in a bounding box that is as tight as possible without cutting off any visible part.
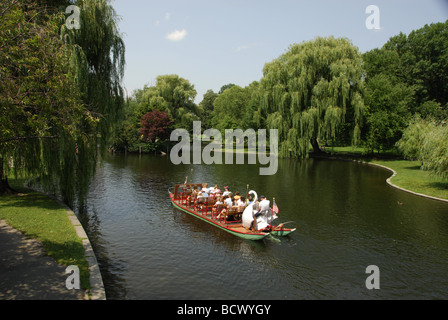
[168,184,296,241]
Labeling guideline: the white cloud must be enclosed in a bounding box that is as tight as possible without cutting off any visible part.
[236,44,251,52]
[235,43,259,52]
[166,29,187,42]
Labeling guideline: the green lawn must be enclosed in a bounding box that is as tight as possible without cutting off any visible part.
[370,159,448,201]
[0,179,90,290]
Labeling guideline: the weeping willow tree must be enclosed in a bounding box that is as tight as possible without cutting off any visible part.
[61,0,126,149]
[260,37,365,158]
[398,116,448,179]
[0,0,125,207]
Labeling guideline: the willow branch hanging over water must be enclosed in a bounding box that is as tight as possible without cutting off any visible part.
[0,0,125,206]
[260,37,365,158]
[61,0,126,148]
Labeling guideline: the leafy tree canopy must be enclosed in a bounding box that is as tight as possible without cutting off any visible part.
[260,36,365,158]
[135,75,198,129]
[0,0,125,206]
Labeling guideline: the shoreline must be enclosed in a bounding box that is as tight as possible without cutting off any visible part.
[312,153,448,204]
[54,199,106,300]
[365,162,448,204]
[0,185,106,300]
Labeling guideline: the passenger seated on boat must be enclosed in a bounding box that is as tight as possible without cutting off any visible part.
[208,185,218,200]
[217,195,231,219]
[234,191,241,201]
[255,195,270,218]
[222,186,231,197]
[212,185,221,195]
[201,183,209,193]
[189,187,199,206]
[197,191,209,209]
[224,195,233,208]
[236,196,246,207]
[212,197,223,216]
[248,195,269,231]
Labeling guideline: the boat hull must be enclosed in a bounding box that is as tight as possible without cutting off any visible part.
[169,192,270,241]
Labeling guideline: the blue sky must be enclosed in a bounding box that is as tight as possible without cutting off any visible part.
[112,0,448,103]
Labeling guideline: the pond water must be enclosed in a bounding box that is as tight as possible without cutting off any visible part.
[76,153,448,299]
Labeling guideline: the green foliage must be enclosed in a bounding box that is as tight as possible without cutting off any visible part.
[219,83,237,94]
[398,116,448,180]
[112,75,197,152]
[198,90,218,128]
[208,81,262,134]
[363,74,414,152]
[61,0,126,147]
[384,21,448,108]
[211,85,251,132]
[363,20,448,154]
[134,75,198,129]
[260,37,365,158]
[0,0,126,206]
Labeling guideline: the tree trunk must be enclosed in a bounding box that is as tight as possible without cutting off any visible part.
[310,138,324,154]
[0,158,17,195]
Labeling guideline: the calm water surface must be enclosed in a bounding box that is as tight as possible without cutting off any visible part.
[76,153,448,299]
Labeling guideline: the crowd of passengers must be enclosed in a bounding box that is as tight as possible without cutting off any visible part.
[184,183,258,220]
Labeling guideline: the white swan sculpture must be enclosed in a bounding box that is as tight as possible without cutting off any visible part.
[242,190,278,231]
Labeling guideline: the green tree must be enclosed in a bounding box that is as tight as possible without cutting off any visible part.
[198,89,218,128]
[61,0,126,148]
[398,116,448,180]
[136,75,198,129]
[362,21,448,153]
[363,74,414,153]
[382,21,448,112]
[219,83,236,94]
[0,0,126,206]
[0,0,93,202]
[260,37,365,158]
[211,85,252,132]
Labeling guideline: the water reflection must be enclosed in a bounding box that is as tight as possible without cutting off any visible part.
[76,153,448,299]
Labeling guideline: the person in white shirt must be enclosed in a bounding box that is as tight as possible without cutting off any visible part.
[236,197,246,207]
[224,195,233,208]
[258,196,270,214]
[222,186,231,197]
[250,195,270,230]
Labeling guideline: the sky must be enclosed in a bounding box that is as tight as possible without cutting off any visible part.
[112,0,448,103]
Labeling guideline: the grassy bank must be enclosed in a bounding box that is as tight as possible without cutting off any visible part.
[370,160,448,201]
[0,178,90,290]
[325,146,448,201]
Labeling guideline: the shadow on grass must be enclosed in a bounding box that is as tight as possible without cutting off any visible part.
[0,189,91,291]
[403,165,422,171]
[427,181,448,191]
[0,220,88,299]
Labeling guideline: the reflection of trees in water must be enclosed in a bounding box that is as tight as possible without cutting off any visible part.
[76,204,128,299]
[72,153,448,299]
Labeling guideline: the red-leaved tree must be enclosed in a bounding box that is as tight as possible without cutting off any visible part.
[139,110,174,142]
